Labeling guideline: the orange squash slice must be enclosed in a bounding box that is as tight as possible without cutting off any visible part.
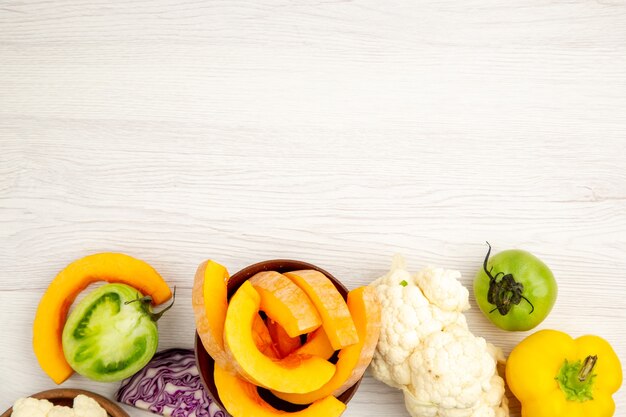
[214,363,346,417]
[253,315,280,359]
[295,328,335,361]
[272,286,381,404]
[224,281,336,393]
[267,319,302,358]
[333,285,381,396]
[284,270,358,350]
[192,260,232,370]
[249,271,321,337]
[33,252,172,384]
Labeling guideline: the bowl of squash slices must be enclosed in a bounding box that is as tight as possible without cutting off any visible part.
[193,259,382,417]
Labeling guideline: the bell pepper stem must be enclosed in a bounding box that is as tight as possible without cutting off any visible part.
[578,355,598,382]
[556,355,597,402]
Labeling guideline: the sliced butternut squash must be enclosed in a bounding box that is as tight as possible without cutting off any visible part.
[272,286,381,404]
[249,271,321,337]
[284,270,358,350]
[33,252,172,384]
[267,319,302,358]
[224,281,336,393]
[192,260,232,370]
[295,328,335,361]
[214,363,346,417]
[253,315,280,359]
[333,285,381,396]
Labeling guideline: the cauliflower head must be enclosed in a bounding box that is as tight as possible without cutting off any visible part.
[371,255,508,417]
[73,395,107,417]
[47,406,75,417]
[11,395,106,417]
[11,398,54,417]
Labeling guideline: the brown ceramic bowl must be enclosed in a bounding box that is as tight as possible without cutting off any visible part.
[1,388,129,417]
[195,259,362,416]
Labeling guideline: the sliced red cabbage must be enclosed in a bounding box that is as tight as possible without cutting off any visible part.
[116,348,225,417]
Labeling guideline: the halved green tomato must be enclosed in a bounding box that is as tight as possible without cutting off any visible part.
[62,283,174,382]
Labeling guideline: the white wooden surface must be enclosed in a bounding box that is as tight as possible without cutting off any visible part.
[1,0,625,415]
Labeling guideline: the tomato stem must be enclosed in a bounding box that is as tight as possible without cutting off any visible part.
[483,242,535,315]
[125,286,176,322]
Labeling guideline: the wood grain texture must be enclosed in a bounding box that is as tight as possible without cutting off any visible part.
[1,0,625,416]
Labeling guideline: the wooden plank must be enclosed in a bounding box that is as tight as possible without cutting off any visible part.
[1,0,625,415]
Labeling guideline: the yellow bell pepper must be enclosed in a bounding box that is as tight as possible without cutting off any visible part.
[506,329,622,417]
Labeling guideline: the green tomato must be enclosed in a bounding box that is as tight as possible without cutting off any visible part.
[474,243,557,331]
[62,283,174,382]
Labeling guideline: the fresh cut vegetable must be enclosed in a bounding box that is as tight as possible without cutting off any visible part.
[214,363,347,417]
[370,255,509,417]
[62,283,175,382]
[506,329,622,417]
[33,252,172,384]
[272,285,381,405]
[11,395,107,417]
[474,242,557,331]
[192,263,381,415]
[250,271,322,337]
[192,260,233,371]
[266,318,303,357]
[223,280,336,393]
[253,314,281,359]
[294,328,336,360]
[284,270,358,350]
[117,348,218,417]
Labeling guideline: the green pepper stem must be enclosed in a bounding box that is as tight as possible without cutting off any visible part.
[578,355,598,382]
[556,356,598,402]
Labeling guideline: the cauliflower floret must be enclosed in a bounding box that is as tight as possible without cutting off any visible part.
[73,395,107,417]
[47,406,75,417]
[371,255,508,417]
[11,395,106,417]
[415,267,470,312]
[11,398,54,417]
[408,326,498,409]
[371,281,446,388]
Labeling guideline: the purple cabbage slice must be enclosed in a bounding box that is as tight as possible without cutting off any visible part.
[116,348,225,417]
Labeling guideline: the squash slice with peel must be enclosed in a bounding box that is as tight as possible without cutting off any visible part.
[214,363,346,417]
[295,328,335,360]
[250,271,321,337]
[192,260,232,370]
[284,270,358,350]
[273,286,381,404]
[333,285,381,396]
[253,315,280,359]
[267,319,303,358]
[224,281,336,394]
